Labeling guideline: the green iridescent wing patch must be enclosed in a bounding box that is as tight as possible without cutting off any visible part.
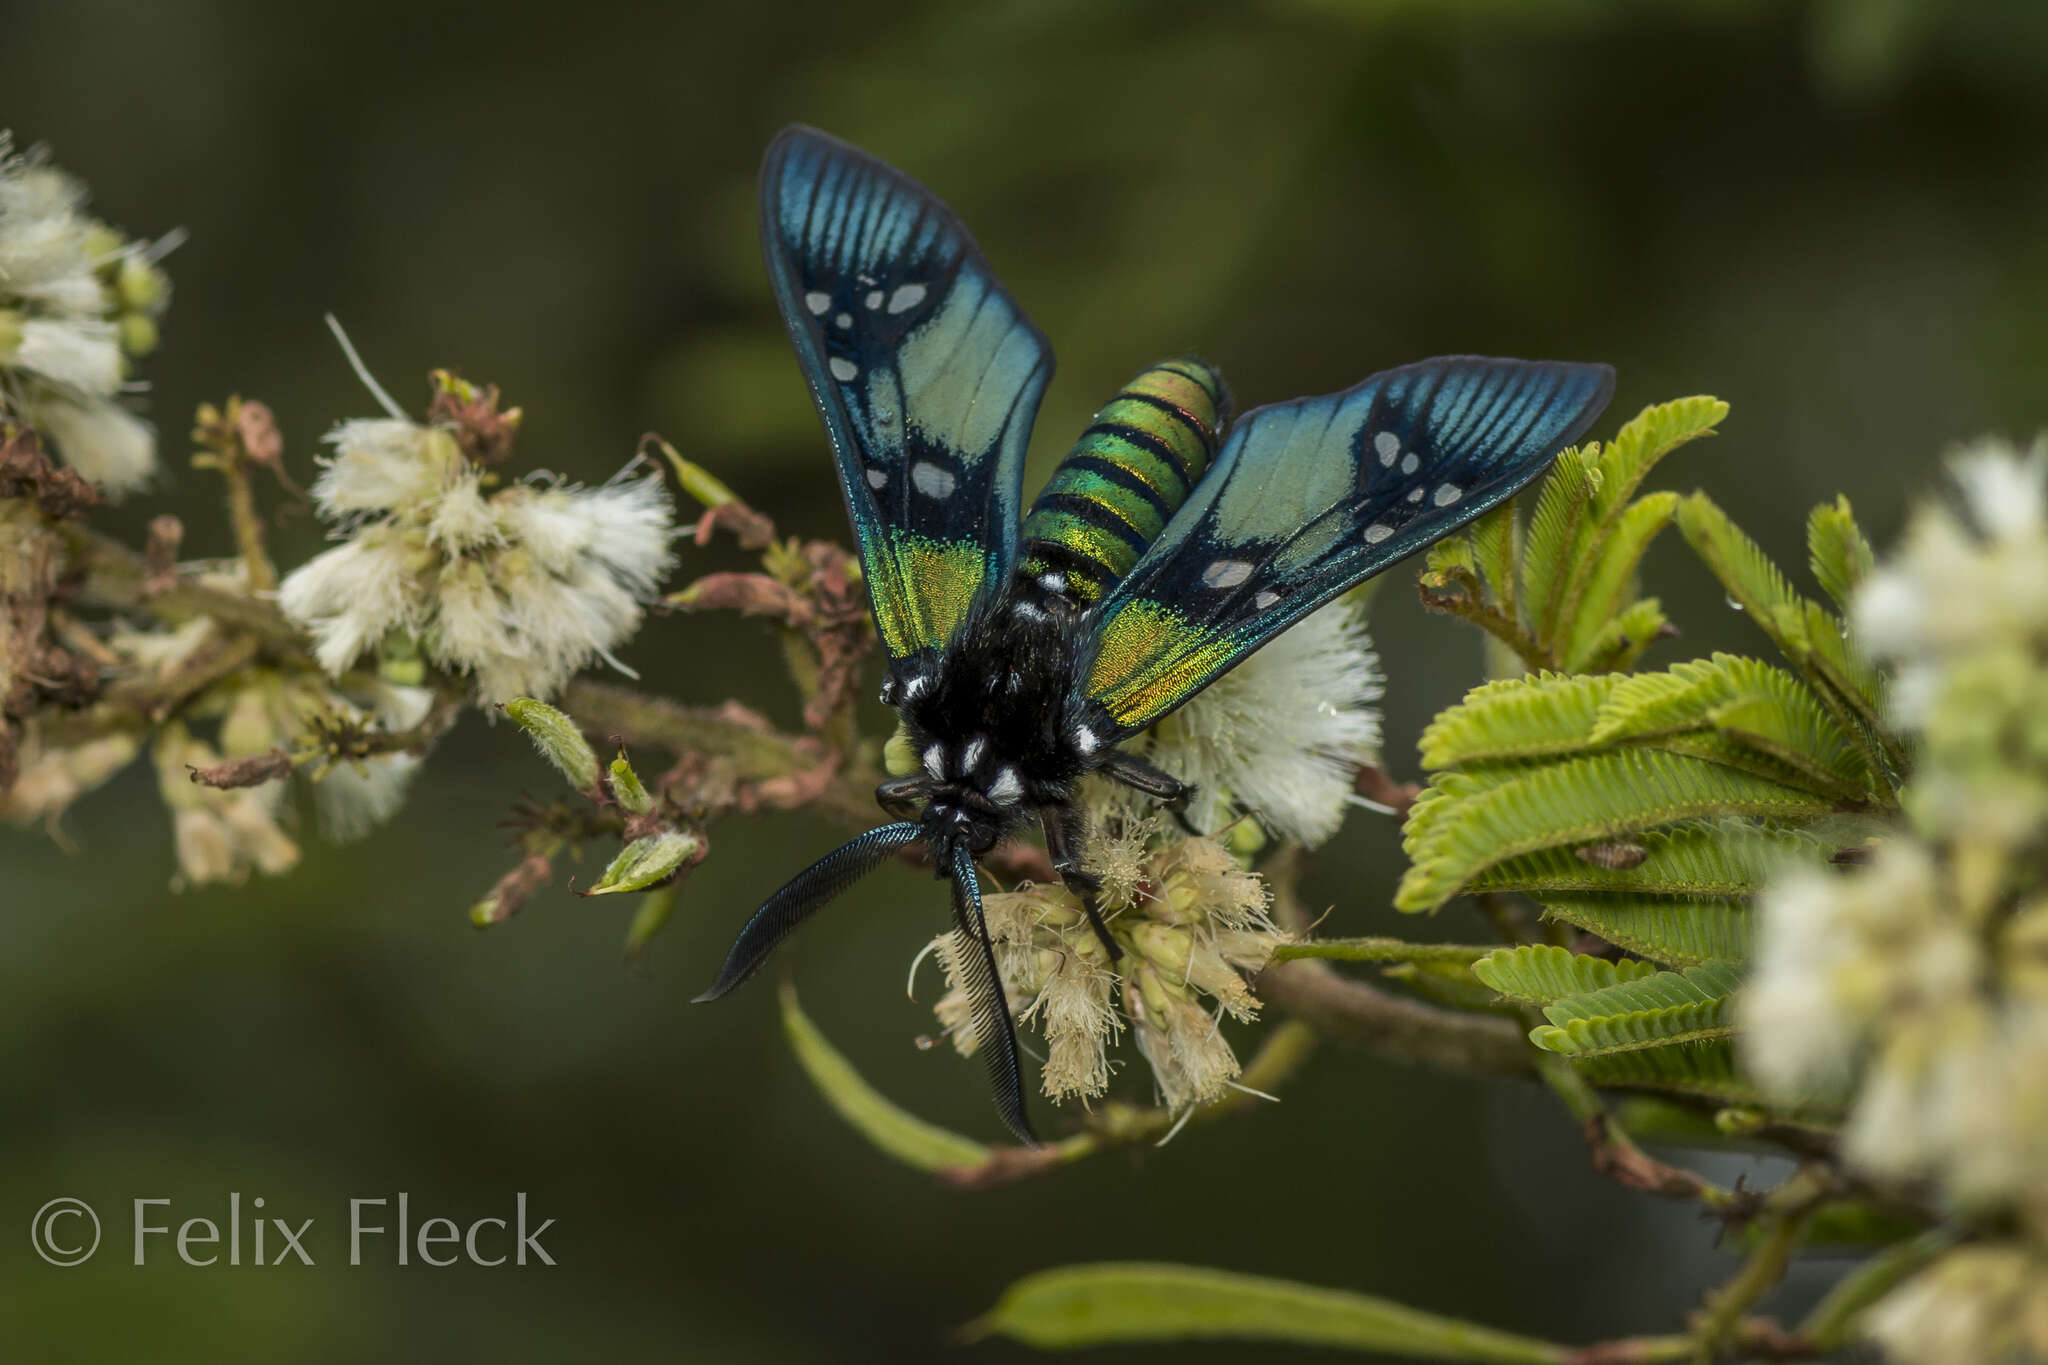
[1082,356,1615,732]
[760,127,1052,661]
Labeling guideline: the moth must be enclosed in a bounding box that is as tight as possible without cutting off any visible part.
[697,126,1615,1143]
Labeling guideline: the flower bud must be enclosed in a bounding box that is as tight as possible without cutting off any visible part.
[1130,921,1194,976]
[115,256,168,313]
[503,697,600,791]
[584,829,703,896]
[609,753,652,814]
[118,312,159,357]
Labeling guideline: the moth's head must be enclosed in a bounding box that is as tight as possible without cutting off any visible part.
[921,797,1001,858]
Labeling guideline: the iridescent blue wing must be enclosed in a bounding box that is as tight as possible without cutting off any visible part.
[1079,356,1615,732]
[761,126,1052,665]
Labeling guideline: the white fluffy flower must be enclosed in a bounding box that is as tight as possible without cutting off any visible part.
[313,683,434,842]
[1853,438,2048,712]
[1106,593,1382,846]
[9,315,122,394]
[1864,1244,2048,1365]
[279,405,678,702]
[0,133,170,493]
[1741,842,1978,1100]
[27,392,156,495]
[310,420,467,522]
[278,527,428,676]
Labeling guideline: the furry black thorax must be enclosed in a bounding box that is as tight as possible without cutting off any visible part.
[879,582,1113,856]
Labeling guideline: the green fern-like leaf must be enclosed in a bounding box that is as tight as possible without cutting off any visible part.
[1417,672,1622,769]
[1425,532,1477,581]
[1470,823,1828,898]
[1521,444,1601,642]
[1705,660,1875,797]
[1467,499,1518,613]
[1587,396,1729,523]
[1571,1038,1771,1106]
[1398,751,1835,913]
[1807,495,1875,611]
[1470,944,1661,1003]
[1530,962,1742,1056]
[1558,491,1681,671]
[1575,597,1669,673]
[1589,658,1730,743]
[1537,895,1754,967]
[1588,654,1874,798]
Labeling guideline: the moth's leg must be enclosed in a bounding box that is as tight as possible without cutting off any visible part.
[1039,804,1122,962]
[874,775,927,820]
[1100,751,1202,835]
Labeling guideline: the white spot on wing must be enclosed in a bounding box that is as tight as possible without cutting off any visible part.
[1406,486,1424,504]
[865,468,888,490]
[863,289,884,310]
[828,356,858,382]
[887,283,928,314]
[1401,452,1419,475]
[834,312,852,329]
[1201,558,1254,589]
[911,461,957,498]
[1254,590,1281,609]
[1374,431,1400,465]
[1364,523,1394,544]
[987,767,1024,805]
[922,744,944,780]
[804,291,831,315]
[1434,483,1463,507]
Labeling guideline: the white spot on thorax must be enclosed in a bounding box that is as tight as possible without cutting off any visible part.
[987,766,1024,805]
[1074,725,1102,755]
[828,356,859,382]
[804,291,831,315]
[866,468,888,490]
[1201,558,1254,589]
[1038,571,1066,594]
[886,283,928,314]
[902,674,930,701]
[962,736,988,771]
[864,289,884,310]
[1401,452,1420,475]
[922,744,944,780]
[1364,523,1394,544]
[1012,600,1048,623]
[1374,431,1400,465]
[911,461,957,498]
[1434,483,1463,506]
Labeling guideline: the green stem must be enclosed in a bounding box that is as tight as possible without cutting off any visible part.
[1797,1228,1955,1351]
[1690,1168,1831,1361]
[1271,937,1500,965]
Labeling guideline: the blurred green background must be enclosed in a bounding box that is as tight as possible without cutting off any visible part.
[4,1,2045,1359]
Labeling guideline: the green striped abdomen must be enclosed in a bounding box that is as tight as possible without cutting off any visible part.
[1018,358,1228,606]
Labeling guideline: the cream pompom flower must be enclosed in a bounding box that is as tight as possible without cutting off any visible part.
[279,358,678,704]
